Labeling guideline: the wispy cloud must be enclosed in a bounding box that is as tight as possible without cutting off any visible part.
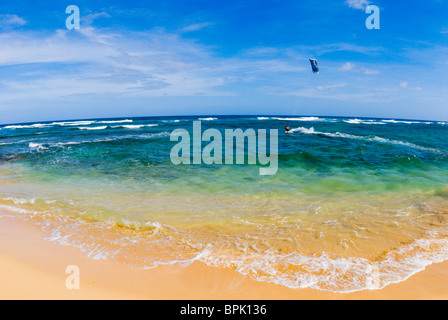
[346,0,370,10]
[316,84,347,92]
[0,27,231,100]
[0,25,314,102]
[0,14,27,27]
[364,68,380,75]
[180,22,212,33]
[339,62,355,71]
[82,12,112,26]
[0,23,434,109]
[339,62,380,75]
[297,43,384,56]
[0,5,446,123]
[286,86,395,104]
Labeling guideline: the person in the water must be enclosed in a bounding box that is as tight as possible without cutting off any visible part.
[285,126,291,133]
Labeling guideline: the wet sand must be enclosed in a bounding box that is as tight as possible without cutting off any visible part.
[1,212,448,300]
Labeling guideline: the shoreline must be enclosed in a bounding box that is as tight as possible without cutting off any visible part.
[1,212,448,300]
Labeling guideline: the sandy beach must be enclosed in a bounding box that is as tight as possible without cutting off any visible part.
[1,209,448,300]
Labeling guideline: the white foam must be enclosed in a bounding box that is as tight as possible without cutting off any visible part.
[1,197,36,205]
[78,126,108,130]
[0,204,38,215]
[97,120,133,124]
[290,127,316,134]
[363,120,386,125]
[274,117,322,122]
[52,121,95,126]
[381,119,432,125]
[198,117,218,121]
[24,131,171,150]
[344,119,363,124]
[290,127,442,153]
[113,124,158,129]
[342,119,386,125]
[4,123,51,129]
[28,142,48,150]
[55,141,82,146]
[3,199,448,293]
[197,234,448,293]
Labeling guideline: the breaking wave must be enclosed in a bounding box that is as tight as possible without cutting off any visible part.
[290,127,443,153]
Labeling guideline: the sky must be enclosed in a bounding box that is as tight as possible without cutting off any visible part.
[0,0,447,124]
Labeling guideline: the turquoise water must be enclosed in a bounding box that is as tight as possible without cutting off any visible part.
[1,116,448,292]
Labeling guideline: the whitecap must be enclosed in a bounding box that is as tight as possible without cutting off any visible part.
[381,119,430,125]
[274,117,321,122]
[113,124,158,129]
[24,131,171,150]
[77,126,108,131]
[52,121,95,126]
[28,142,48,150]
[290,127,442,153]
[4,123,51,129]
[344,119,363,124]
[97,119,133,124]
[161,119,182,123]
[344,119,386,125]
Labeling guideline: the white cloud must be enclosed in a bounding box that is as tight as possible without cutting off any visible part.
[339,62,355,71]
[0,14,27,27]
[287,86,394,103]
[339,63,381,75]
[0,27,230,100]
[0,26,312,102]
[82,12,111,26]
[316,84,347,92]
[0,20,442,119]
[346,0,370,10]
[0,29,115,66]
[400,81,408,88]
[181,22,212,33]
[364,69,380,75]
[242,47,280,57]
[298,43,384,56]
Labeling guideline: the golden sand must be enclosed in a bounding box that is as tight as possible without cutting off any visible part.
[0,211,448,300]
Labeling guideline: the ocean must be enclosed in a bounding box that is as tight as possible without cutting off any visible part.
[0,115,447,292]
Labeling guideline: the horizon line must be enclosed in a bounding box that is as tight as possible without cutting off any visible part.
[1,114,447,127]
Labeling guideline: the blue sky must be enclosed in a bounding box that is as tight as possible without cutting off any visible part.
[0,0,447,124]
